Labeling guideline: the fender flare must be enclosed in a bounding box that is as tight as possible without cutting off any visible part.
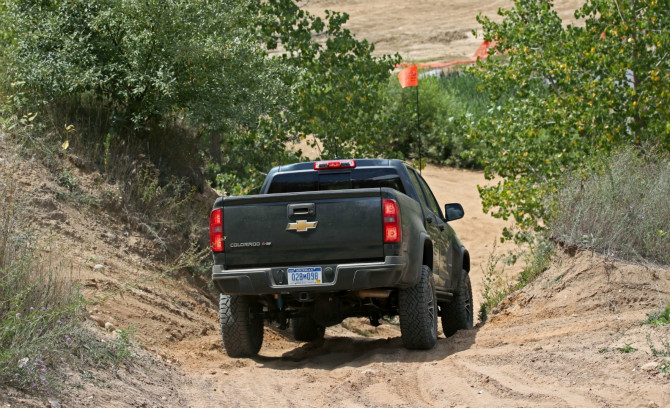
[402,232,432,287]
[460,246,470,274]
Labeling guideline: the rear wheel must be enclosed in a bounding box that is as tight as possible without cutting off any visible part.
[399,265,438,350]
[219,294,264,357]
[440,269,473,337]
[291,316,325,342]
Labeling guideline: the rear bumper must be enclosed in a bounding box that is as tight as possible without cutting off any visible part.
[212,256,409,295]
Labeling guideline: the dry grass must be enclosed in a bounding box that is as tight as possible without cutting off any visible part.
[549,147,670,265]
[0,162,134,394]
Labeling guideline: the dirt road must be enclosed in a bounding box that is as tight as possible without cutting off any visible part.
[164,168,670,408]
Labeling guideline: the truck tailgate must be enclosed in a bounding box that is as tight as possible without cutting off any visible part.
[221,189,383,268]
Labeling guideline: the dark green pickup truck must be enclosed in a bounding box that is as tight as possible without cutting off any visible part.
[209,159,472,357]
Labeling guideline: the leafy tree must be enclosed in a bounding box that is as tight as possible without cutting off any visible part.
[257,0,400,159]
[470,0,670,241]
[2,0,291,137]
[2,0,404,195]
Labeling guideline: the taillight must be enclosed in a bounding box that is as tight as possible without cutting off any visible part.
[314,159,356,170]
[383,199,401,243]
[210,209,224,252]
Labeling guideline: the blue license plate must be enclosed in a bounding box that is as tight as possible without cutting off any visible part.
[287,267,323,285]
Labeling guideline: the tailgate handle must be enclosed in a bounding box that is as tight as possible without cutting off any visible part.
[288,203,315,218]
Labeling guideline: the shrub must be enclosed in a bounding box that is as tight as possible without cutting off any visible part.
[548,147,670,265]
[2,0,288,135]
[381,71,487,168]
[257,0,400,160]
[0,164,80,391]
[643,302,670,327]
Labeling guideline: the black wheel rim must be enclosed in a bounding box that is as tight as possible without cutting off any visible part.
[465,276,473,325]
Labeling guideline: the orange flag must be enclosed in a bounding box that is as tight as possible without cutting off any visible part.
[398,65,418,88]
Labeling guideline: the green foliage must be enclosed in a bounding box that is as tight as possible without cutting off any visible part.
[478,244,510,323]
[1,0,303,200]
[382,72,488,167]
[615,343,637,354]
[643,302,670,327]
[471,0,670,241]
[257,0,400,159]
[3,0,289,134]
[549,147,670,264]
[517,234,555,287]
[208,120,304,195]
[57,169,78,192]
[109,327,138,364]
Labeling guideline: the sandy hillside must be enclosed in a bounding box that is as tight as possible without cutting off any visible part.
[3,0,670,407]
[302,0,585,62]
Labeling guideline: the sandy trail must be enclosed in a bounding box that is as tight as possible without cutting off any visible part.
[160,167,669,408]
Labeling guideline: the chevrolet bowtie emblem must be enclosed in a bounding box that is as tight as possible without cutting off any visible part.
[286,220,318,232]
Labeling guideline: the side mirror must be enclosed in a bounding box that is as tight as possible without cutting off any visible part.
[444,203,464,222]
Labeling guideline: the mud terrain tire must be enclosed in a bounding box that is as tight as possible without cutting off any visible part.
[219,294,264,357]
[440,269,473,337]
[291,316,325,342]
[399,265,438,350]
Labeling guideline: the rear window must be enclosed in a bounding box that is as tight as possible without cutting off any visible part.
[267,168,405,194]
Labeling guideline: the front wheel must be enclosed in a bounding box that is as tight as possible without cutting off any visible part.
[440,269,473,337]
[219,294,264,357]
[399,265,438,350]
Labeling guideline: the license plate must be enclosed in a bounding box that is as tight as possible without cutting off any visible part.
[287,267,323,285]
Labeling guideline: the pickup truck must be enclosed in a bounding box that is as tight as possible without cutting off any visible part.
[209,159,472,357]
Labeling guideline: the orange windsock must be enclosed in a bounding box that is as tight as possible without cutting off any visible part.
[398,65,418,88]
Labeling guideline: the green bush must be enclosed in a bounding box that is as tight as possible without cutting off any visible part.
[548,147,670,265]
[1,0,405,197]
[207,122,305,195]
[2,0,288,135]
[257,0,400,160]
[644,302,670,327]
[478,234,555,323]
[470,0,670,240]
[381,72,487,168]
[0,0,297,205]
